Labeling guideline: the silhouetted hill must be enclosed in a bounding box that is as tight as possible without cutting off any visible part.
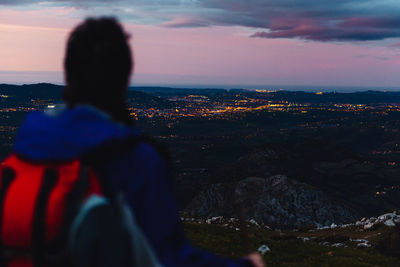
[3,83,400,104]
[247,90,400,104]
[127,90,173,108]
[0,83,170,108]
[0,83,63,99]
[130,86,226,95]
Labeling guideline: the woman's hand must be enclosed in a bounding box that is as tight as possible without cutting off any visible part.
[244,252,265,267]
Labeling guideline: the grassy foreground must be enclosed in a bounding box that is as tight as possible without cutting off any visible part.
[183,221,400,266]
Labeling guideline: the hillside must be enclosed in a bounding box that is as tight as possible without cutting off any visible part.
[183,213,400,266]
[186,175,356,229]
[185,137,400,226]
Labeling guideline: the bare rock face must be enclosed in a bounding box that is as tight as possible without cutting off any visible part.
[185,175,357,229]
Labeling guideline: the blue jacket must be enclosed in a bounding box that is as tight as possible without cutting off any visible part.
[14,105,250,267]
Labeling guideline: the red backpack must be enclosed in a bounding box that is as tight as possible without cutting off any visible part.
[0,153,104,267]
[0,135,167,267]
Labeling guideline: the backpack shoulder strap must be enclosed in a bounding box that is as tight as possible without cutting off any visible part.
[32,167,61,266]
[120,200,163,267]
[0,162,17,267]
[69,194,163,267]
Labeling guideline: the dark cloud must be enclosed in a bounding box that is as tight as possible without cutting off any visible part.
[0,0,180,5]
[0,0,30,4]
[354,55,367,59]
[250,21,400,42]
[179,0,400,42]
[161,18,211,28]
[390,42,400,48]
[353,55,390,61]
[340,17,400,28]
[2,0,400,42]
[375,56,389,61]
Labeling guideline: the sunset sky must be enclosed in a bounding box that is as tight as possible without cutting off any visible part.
[1,0,400,88]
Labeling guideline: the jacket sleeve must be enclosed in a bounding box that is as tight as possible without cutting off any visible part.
[108,143,252,267]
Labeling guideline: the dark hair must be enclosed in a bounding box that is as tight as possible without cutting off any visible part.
[64,17,133,125]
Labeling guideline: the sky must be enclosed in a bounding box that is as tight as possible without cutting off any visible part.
[1,0,400,88]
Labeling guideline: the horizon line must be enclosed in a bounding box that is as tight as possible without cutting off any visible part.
[1,82,400,93]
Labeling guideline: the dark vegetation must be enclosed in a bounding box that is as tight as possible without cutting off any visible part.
[183,221,400,266]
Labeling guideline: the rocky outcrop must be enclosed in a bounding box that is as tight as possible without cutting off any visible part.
[185,175,357,229]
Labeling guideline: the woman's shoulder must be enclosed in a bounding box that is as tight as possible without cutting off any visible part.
[109,134,170,176]
[137,135,169,160]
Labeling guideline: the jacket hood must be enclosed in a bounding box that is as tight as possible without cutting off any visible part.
[14,105,139,161]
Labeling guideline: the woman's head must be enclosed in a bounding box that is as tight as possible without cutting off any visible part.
[64,17,133,124]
